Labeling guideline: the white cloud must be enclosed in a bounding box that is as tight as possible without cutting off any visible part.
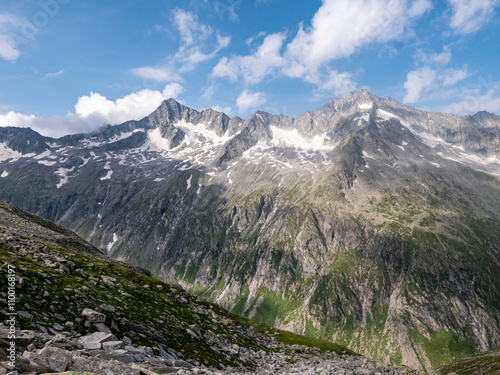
[236,90,266,114]
[0,111,36,127]
[318,70,357,97]
[403,65,470,103]
[428,47,452,66]
[172,8,211,46]
[0,84,185,137]
[283,0,432,78]
[162,82,185,98]
[442,67,469,86]
[404,44,470,103]
[0,13,33,62]
[442,87,500,114]
[0,34,20,62]
[211,105,233,116]
[403,67,437,103]
[74,84,184,124]
[448,0,499,34]
[408,0,433,17]
[134,9,230,82]
[46,69,64,78]
[213,32,285,84]
[212,0,431,95]
[132,66,182,83]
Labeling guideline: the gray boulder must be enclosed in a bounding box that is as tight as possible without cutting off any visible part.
[82,308,106,323]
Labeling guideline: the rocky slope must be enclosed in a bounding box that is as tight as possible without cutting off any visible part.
[434,345,500,375]
[1,91,500,371]
[0,200,429,375]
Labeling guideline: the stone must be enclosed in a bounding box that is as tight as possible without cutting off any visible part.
[94,323,111,333]
[81,308,106,323]
[172,359,193,369]
[17,311,33,320]
[124,345,145,355]
[35,346,73,372]
[102,341,123,350]
[122,336,132,345]
[70,356,139,375]
[77,332,117,350]
[99,304,116,313]
[11,355,49,374]
[100,276,116,286]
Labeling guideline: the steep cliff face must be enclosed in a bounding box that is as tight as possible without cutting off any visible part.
[1,91,500,371]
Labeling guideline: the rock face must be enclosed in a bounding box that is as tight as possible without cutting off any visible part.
[1,90,500,371]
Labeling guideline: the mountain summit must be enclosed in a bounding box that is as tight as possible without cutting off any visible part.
[1,91,500,371]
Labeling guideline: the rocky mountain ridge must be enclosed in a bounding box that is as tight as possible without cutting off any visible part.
[1,91,500,371]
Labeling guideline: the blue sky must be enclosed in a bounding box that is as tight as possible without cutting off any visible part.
[0,0,499,136]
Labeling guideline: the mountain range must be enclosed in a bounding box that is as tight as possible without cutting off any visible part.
[1,90,500,372]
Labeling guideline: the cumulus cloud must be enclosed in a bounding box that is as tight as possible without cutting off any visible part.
[403,66,470,103]
[284,0,431,77]
[236,90,266,114]
[448,0,499,34]
[0,111,36,127]
[74,83,184,125]
[213,32,286,84]
[212,0,431,97]
[425,46,452,66]
[404,44,470,104]
[0,13,33,62]
[442,86,500,114]
[134,9,230,82]
[318,70,357,97]
[403,67,437,103]
[0,83,184,137]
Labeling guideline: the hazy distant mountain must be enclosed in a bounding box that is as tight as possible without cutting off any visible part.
[1,90,500,371]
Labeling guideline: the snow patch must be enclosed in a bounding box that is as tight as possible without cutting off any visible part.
[79,156,91,168]
[186,174,192,190]
[377,109,396,121]
[106,233,118,252]
[362,151,375,159]
[359,103,373,110]
[34,150,52,160]
[38,160,57,166]
[100,162,113,180]
[1,171,8,177]
[270,126,332,150]
[0,144,36,162]
[55,166,75,188]
[154,178,164,182]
